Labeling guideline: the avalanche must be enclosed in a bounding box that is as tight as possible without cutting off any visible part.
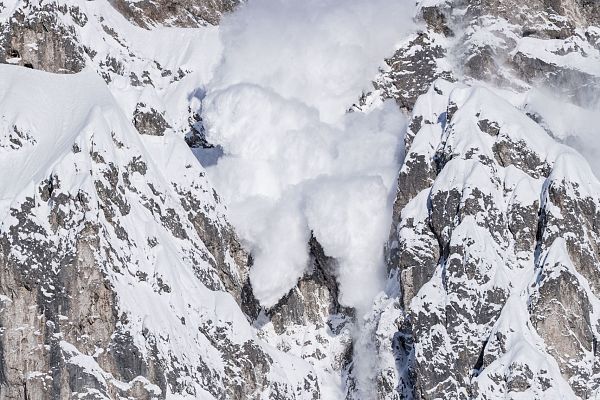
[202,0,416,312]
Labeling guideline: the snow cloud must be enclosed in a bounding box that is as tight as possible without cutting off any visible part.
[525,88,600,177]
[202,0,415,311]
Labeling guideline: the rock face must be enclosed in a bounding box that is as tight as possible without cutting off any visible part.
[375,0,600,111]
[132,103,171,137]
[107,0,240,28]
[383,79,600,399]
[1,0,600,399]
[0,1,322,398]
[0,3,86,72]
[0,65,324,399]
[373,0,600,398]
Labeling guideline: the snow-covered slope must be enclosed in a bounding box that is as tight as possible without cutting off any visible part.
[374,0,600,398]
[0,63,329,399]
[0,0,599,399]
[383,79,600,399]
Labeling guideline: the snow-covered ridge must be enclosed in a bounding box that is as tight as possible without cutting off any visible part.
[0,61,326,398]
[1,0,600,398]
[1,0,223,140]
[382,79,600,400]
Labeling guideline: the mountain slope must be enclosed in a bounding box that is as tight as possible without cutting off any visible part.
[0,0,599,399]
[383,79,600,399]
[0,64,325,399]
[373,0,600,398]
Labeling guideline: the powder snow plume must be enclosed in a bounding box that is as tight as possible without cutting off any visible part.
[202,0,415,312]
[524,88,600,178]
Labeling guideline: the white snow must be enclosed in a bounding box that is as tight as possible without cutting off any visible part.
[0,65,117,219]
[202,0,416,312]
[524,88,600,178]
[0,61,318,398]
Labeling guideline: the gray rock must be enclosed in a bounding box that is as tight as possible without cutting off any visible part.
[108,0,240,28]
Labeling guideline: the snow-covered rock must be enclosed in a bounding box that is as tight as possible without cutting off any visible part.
[1,0,599,399]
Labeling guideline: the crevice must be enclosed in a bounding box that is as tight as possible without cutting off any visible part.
[473,338,488,376]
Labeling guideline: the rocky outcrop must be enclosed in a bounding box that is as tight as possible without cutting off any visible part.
[0,64,323,399]
[107,0,240,28]
[250,237,354,400]
[373,4,454,111]
[0,3,85,72]
[1,0,600,399]
[374,3,600,396]
[383,79,600,399]
[373,0,600,111]
[132,103,171,137]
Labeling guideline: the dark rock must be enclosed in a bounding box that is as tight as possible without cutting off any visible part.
[133,103,171,136]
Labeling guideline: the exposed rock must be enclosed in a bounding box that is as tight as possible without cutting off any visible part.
[0,4,85,72]
[385,79,600,399]
[132,103,171,137]
[107,0,240,28]
[0,64,321,399]
[2,0,600,399]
